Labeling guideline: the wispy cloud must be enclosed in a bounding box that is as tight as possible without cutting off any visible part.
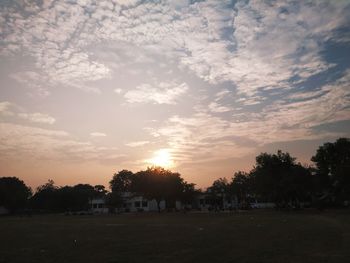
[125,140,150,147]
[0,101,14,116]
[90,132,107,137]
[18,113,56,125]
[124,81,188,104]
[148,69,350,164]
[0,122,122,163]
[147,112,256,164]
[0,101,56,125]
[208,102,231,113]
[1,0,348,99]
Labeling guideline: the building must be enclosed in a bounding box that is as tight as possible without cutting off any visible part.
[90,198,108,214]
[90,192,182,214]
[90,191,278,214]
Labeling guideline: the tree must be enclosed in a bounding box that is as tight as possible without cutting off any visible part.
[31,181,98,212]
[229,171,251,207]
[94,185,107,197]
[180,182,199,208]
[311,138,350,205]
[0,177,32,213]
[250,150,312,208]
[133,167,184,212]
[31,180,59,211]
[207,178,229,210]
[70,184,96,211]
[108,170,134,211]
[110,170,134,192]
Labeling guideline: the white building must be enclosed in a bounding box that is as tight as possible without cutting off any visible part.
[90,198,108,214]
[90,192,277,214]
[90,192,182,213]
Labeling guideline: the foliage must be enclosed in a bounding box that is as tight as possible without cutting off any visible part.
[133,167,184,211]
[249,150,312,206]
[207,178,228,208]
[108,170,135,210]
[0,177,32,212]
[229,171,251,203]
[181,181,199,206]
[109,170,134,193]
[94,185,107,197]
[311,138,350,205]
[31,180,102,212]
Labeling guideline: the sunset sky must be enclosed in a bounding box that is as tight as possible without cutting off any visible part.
[0,0,349,189]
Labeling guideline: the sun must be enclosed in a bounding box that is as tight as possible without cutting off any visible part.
[149,149,174,168]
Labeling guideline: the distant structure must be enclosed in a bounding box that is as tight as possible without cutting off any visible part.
[89,191,277,214]
[90,192,175,213]
[90,198,109,214]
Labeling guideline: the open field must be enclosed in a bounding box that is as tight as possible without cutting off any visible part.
[1,210,350,263]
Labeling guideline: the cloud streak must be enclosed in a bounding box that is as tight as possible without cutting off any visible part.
[0,101,56,125]
[124,81,188,104]
[90,132,107,137]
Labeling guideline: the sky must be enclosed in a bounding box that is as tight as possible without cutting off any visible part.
[0,0,350,190]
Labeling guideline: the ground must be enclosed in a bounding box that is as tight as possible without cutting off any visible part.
[1,210,350,263]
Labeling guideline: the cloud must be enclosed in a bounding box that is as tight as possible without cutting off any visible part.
[0,122,121,162]
[125,140,150,147]
[177,0,347,98]
[0,101,14,116]
[231,71,350,144]
[1,0,348,99]
[1,1,111,94]
[18,113,56,124]
[124,81,188,104]
[10,71,52,97]
[0,101,56,125]
[0,0,349,172]
[147,69,350,164]
[147,112,256,165]
[90,132,107,137]
[208,102,231,113]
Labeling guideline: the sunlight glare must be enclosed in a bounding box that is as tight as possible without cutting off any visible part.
[149,149,174,168]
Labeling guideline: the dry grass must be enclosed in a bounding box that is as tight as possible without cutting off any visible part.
[1,210,350,263]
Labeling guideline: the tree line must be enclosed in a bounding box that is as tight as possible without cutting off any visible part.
[0,138,349,214]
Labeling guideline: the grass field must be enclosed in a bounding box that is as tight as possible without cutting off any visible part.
[1,210,350,263]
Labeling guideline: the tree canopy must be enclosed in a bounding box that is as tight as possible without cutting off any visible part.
[133,167,184,211]
[31,180,102,212]
[311,138,350,204]
[250,150,312,206]
[0,177,32,212]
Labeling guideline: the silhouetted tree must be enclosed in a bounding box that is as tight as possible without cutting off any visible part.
[208,178,229,210]
[250,150,312,208]
[94,185,107,197]
[108,170,134,211]
[0,177,32,213]
[31,181,99,212]
[133,167,184,212]
[180,182,199,208]
[229,171,251,207]
[70,184,96,210]
[311,138,350,205]
[110,170,134,192]
[30,179,58,211]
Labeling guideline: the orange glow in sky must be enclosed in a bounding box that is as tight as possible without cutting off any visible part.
[147,149,174,168]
